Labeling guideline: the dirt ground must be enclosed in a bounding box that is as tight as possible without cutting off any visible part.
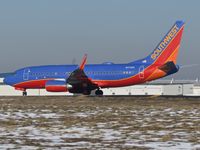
[0,96,200,149]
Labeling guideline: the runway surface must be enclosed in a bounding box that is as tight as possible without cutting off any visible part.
[0,96,200,149]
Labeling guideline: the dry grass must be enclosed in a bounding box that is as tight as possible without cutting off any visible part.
[0,96,200,149]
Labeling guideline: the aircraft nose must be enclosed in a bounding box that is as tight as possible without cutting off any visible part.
[3,76,13,85]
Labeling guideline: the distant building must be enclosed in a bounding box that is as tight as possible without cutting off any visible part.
[0,77,198,96]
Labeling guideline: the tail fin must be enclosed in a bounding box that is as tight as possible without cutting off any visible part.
[131,21,185,65]
[151,20,184,64]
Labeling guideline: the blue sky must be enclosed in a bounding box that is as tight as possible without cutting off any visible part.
[0,0,200,79]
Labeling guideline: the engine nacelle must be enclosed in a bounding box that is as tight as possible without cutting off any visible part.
[66,84,73,89]
[45,80,67,92]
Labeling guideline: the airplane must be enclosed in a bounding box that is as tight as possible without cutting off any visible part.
[3,20,184,96]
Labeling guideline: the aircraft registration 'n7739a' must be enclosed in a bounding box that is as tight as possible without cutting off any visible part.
[3,21,184,96]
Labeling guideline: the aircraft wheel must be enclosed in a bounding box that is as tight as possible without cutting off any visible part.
[95,89,103,96]
[23,91,27,96]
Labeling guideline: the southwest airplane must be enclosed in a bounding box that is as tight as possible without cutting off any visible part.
[3,21,184,96]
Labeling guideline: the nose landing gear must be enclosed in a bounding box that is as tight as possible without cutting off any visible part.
[22,91,27,96]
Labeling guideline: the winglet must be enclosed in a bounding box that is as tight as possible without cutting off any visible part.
[79,54,87,70]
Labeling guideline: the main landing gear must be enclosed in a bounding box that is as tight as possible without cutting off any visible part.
[83,90,91,95]
[95,89,103,96]
[22,91,27,96]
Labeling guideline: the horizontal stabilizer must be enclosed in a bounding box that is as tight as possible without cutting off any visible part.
[158,61,179,75]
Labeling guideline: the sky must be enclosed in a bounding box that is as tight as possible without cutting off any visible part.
[0,0,200,79]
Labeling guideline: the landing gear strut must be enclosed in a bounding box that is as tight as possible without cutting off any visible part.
[83,90,91,95]
[23,91,27,96]
[95,89,103,96]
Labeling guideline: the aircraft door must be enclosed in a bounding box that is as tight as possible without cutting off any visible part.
[23,68,30,80]
[139,66,144,79]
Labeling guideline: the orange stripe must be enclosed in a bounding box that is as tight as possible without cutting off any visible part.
[166,45,180,63]
[153,27,183,64]
[144,44,180,81]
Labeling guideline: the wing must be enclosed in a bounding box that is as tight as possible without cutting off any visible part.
[66,54,98,94]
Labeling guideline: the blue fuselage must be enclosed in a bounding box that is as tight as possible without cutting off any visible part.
[4,62,149,86]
